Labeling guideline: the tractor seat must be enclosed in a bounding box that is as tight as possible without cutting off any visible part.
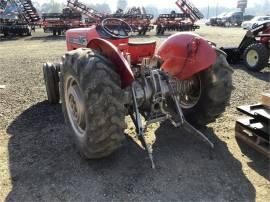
[128,40,156,46]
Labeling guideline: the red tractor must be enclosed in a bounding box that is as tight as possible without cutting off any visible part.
[43,18,233,168]
[222,22,270,71]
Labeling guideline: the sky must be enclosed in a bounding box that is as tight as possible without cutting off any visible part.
[36,0,262,11]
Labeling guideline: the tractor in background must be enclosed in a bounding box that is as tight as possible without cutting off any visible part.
[43,17,233,167]
[221,22,270,71]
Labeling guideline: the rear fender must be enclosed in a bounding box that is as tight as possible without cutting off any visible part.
[260,25,270,44]
[157,32,217,80]
[87,38,135,88]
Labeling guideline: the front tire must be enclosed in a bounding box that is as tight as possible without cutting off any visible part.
[60,48,126,159]
[243,43,269,71]
[43,63,60,104]
[179,50,234,126]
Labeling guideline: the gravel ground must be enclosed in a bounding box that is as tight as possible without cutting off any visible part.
[0,26,269,202]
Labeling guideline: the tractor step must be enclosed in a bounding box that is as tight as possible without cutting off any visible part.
[236,103,270,158]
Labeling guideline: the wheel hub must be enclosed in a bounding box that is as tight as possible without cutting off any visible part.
[65,77,86,137]
[246,49,259,67]
[176,75,202,109]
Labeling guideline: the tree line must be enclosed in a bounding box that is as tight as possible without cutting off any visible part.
[32,0,128,14]
[33,0,269,18]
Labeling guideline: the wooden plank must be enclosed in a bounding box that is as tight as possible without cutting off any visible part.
[261,93,270,108]
[235,123,270,158]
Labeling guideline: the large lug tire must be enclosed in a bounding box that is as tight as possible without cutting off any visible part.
[243,43,269,72]
[27,27,32,36]
[160,27,165,35]
[156,26,160,35]
[43,63,60,104]
[179,50,234,126]
[60,48,126,159]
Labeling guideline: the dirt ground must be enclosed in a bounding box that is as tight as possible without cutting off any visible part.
[0,26,269,202]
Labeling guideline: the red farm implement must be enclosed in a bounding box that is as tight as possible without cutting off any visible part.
[0,0,40,37]
[42,0,103,36]
[42,7,84,36]
[155,0,203,35]
[109,7,154,35]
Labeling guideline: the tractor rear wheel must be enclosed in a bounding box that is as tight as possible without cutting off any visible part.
[60,48,126,159]
[43,63,60,104]
[178,49,234,126]
[243,43,269,71]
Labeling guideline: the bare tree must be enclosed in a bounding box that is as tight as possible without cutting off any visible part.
[41,0,63,13]
[117,0,127,11]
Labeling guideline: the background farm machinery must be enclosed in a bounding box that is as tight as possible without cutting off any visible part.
[42,0,103,36]
[155,0,203,35]
[109,7,154,35]
[43,18,233,167]
[0,0,39,36]
[42,0,153,36]
[43,0,203,36]
[221,22,270,71]
[42,7,84,36]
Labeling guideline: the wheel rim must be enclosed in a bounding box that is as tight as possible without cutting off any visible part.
[177,75,202,109]
[246,49,259,67]
[65,76,86,137]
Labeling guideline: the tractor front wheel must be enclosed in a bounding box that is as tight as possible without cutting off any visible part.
[43,63,60,104]
[178,49,234,126]
[60,48,126,159]
[243,43,269,71]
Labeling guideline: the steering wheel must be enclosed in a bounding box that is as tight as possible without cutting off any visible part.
[101,18,133,39]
